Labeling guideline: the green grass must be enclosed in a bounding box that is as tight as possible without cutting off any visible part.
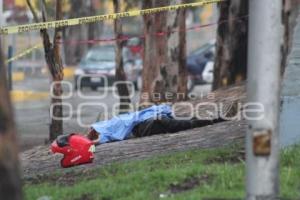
[24,145,300,200]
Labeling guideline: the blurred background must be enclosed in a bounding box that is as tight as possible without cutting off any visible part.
[1,0,219,150]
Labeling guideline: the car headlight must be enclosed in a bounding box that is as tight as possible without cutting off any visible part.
[75,68,84,76]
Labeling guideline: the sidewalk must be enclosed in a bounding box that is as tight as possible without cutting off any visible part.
[10,67,75,103]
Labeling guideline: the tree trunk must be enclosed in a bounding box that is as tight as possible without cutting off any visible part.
[113,0,131,114]
[26,0,64,141]
[64,0,88,65]
[141,0,187,105]
[48,0,64,141]
[0,39,22,200]
[281,0,300,75]
[64,0,104,65]
[177,5,188,100]
[212,0,248,90]
[37,0,64,141]
[88,2,99,49]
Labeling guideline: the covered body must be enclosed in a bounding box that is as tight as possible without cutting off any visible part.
[91,105,173,144]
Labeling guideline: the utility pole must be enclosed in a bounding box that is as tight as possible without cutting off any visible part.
[246,0,282,199]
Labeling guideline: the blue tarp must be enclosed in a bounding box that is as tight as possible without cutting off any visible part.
[91,105,172,144]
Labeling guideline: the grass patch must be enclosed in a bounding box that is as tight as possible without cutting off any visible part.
[24,144,300,200]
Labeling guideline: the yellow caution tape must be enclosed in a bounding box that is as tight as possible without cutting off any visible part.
[5,44,43,64]
[0,0,223,35]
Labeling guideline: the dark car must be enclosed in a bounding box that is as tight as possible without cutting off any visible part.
[187,41,215,91]
[74,44,143,91]
[74,45,117,91]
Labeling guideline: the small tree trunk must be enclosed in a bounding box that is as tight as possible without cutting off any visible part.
[281,0,299,75]
[140,0,159,104]
[26,0,64,142]
[39,29,64,141]
[213,0,248,90]
[88,1,103,49]
[177,3,188,100]
[49,0,64,141]
[37,0,64,141]
[64,0,104,65]
[141,0,187,104]
[0,39,22,200]
[113,0,131,113]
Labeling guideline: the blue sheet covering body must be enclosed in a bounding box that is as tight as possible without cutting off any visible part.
[91,105,172,144]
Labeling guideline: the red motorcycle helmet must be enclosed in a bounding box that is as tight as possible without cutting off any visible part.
[51,133,95,168]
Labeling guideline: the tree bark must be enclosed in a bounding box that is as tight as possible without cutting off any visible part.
[212,0,248,90]
[0,39,22,200]
[177,5,188,100]
[88,2,100,49]
[49,0,64,141]
[27,0,64,141]
[281,0,300,75]
[141,0,187,105]
[113,0,131,114]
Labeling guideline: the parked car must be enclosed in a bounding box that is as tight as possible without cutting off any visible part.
[74,45,116,91]
[74,45,142,91]
[187,40,215,91]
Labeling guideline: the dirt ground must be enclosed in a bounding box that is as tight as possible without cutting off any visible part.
[21,120,246,179]
[20,84,246,178]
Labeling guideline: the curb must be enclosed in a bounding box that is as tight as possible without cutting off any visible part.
[41,67,75,79]
[12,72,25,82]
[64,67,75,79]
[11,90,49,103]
